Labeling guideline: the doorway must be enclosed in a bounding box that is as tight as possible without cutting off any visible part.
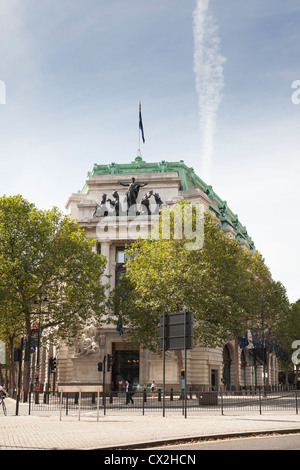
[211,369,218,390]
[111,349,139,391]
[222,345,232,387]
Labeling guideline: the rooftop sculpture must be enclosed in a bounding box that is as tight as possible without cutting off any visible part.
[93,177,164,218]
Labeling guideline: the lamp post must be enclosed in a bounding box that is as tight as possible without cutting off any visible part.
[261,289,282,390]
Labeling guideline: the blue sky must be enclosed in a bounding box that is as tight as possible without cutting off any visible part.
[0,0,300,303]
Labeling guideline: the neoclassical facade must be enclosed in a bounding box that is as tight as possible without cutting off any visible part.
[53,156,278,391]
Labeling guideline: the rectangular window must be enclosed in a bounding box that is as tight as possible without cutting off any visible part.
[116,248,130,264]
[115,247,130,287]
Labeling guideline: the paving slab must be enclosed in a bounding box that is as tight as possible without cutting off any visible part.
[1,398,300,450]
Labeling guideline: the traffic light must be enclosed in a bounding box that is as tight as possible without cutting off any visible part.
[30,328,39,349]
[98,362,102,372]
[180,369,185,398]
[181,369,185,390]
[13,347,21,362]
[24,334,39,362]
[107,354,113,372]
[49,357,56,373]
[13,336,25,362]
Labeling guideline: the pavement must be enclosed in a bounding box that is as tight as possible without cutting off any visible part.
[1,397,300,451]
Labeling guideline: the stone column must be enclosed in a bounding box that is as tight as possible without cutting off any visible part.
[110,245,116,289]
[101,241,111,293]
[245,364,252,387]
[257,365,263,386]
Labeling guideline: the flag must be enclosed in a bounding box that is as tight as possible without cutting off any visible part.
[238,332,249,349]
[139,102,145,143]
[272,342,288,361]
[251,329,264,349]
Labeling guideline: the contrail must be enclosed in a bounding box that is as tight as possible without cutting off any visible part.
[193,0,226,182]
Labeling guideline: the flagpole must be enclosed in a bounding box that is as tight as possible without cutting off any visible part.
[138,101,141,156]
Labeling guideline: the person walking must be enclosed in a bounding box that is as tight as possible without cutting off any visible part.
[150,381,156,398]
[125,380,134,405]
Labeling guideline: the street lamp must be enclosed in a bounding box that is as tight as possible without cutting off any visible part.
[261,289,283,390]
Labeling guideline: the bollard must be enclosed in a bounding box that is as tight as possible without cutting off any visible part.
[170,388,173,401]
[158,389,161,402]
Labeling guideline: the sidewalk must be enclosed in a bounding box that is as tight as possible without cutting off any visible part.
[1,398,300,450]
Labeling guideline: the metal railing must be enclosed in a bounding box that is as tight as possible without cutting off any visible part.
[27,389,300,417]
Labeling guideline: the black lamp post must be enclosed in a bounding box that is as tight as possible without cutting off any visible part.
[261,289,282,390]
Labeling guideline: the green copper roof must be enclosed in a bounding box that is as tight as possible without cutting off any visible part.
[81,156,255,250]
[90,156,206,191]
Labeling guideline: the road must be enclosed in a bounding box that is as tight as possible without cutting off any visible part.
[146,433,300,450]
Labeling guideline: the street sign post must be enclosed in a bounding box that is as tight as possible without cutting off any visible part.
[159,310,193,418]
[159,311,193,351]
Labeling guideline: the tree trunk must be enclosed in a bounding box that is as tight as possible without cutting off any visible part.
[293,365,298,386]
[285,361,290,389]
[8,338,16,391]
[266,352,270,387]
[234,337,240,391]
[23,313,32,400]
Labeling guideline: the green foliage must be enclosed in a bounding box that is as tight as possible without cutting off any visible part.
[110,201,289,353]
[273,298,300,369]
[0,194,108,347]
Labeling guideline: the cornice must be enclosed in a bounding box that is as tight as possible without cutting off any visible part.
[75,156,255,250]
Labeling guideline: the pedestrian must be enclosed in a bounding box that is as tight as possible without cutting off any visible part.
[150,380,156,398]
[125,380,134,405]
[0,384,9,397]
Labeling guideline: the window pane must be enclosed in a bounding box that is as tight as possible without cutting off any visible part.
[116,249,130,264]
[117,251,125,263]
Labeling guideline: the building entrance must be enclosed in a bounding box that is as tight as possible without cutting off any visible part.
[223,345,232,387]
[211,369,218,390]
[111,348,139,391]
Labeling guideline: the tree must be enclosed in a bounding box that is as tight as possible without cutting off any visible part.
[0,283,23,389]
[0,195,108,393]
[111,201,283,385]
[270,299,300,386]
[243,252,290,388]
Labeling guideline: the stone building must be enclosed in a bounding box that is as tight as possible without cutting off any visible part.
[52,156,278,391]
